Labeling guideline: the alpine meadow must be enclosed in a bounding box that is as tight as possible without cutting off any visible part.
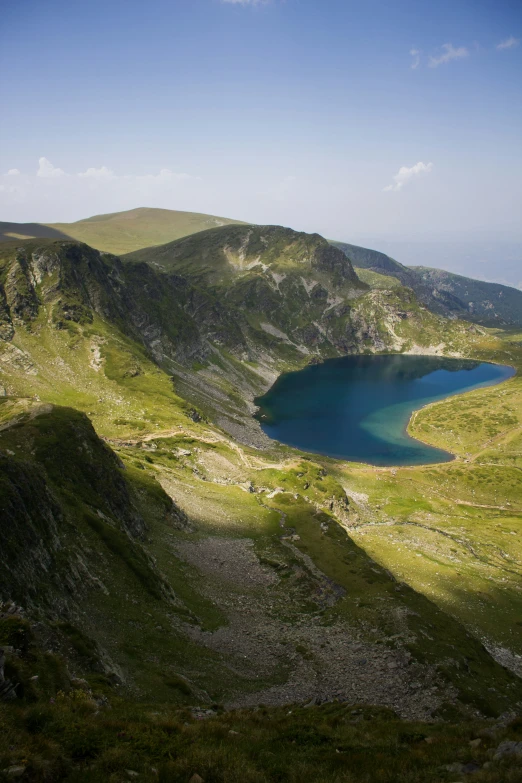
[1,1,522,782]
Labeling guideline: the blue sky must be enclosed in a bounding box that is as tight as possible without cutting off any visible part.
[1,0,521,280]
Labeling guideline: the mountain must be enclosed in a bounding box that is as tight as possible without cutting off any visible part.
[2,226,522,777]
[0,403,187,613]
[3,208,520,330]
[0,207,244,255]
[333,240,522,328]
[124,223,480,360]
[0,230,500,446]
[348,237,522,291]
[412,265,522,326]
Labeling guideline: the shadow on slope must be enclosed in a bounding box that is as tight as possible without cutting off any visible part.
[0,222,72,243]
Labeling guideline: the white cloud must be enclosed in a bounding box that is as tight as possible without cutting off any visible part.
[78,165,115,180]
[37,157,66,178]
[383,161,433,192]
[133,168,196,183]
[0,160,204,223]
[497,36,520,50]
[51,163,194,184]
[428,43,469,68]
[410,48,421,70]
[6,168,20,176]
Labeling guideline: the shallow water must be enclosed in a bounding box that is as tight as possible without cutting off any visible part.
[254,355,514,466]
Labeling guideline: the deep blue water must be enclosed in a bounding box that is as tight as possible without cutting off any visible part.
[254,355,514,466]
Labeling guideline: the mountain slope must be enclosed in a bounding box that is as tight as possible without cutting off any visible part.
[124,223,487,371]
[128,224,362,287]
[0,403,185,609]
[0,222,71,243]
[412,265,522,326]
[3,207,520,329]
[331,241,413,283]
[333,240,522,327]
[1,233,522,721]
[0,234,495,446]
[3,398,522,721]
[0,207,244,255]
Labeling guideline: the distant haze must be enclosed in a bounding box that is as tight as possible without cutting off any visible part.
[346,237,522,290]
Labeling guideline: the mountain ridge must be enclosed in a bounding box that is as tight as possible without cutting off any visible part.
[0,207,244,256]
[1,222,522,779]
[2,207,521,332]
[332,239,522,328]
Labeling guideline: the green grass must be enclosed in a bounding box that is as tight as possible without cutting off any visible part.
[354,267,402,289]
[3,691,522,782]
[328,337,522,662]
[0,207,244,255]
[3,230,522,740]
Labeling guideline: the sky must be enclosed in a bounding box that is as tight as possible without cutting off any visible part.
[1,0,521,284]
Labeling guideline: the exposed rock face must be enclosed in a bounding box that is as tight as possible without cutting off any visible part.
[0,230,475,393]
[124,225,367,362]
[4,255,40,326]
[0,240,247,367]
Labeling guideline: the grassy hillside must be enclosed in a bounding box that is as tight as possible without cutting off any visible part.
[4,684,522,782]
[1,230,522,778]
[125,224,362,286]
[354,267,402,289]
[0,207,244,255]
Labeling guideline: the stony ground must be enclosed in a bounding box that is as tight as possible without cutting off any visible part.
[166,529,456,719]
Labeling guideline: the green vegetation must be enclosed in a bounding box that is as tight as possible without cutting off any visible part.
[1,223,522,779]
[334,240,522,328]
[4,692,522,782]
[354,267,402,289]
[0,207,244,255]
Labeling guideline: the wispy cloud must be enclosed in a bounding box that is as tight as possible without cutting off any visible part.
[0,160,203,220]
[33,161,196,184]
[410,48,421,70]
[428,43,469,68]
[78,165,115,180]
[133,168,196,183]
[37,157,66,178]
[12,160,199,187]
[383,161,433,192]
[497,36,520,50]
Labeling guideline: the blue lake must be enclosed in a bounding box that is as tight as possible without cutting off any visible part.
[254,355,514,466]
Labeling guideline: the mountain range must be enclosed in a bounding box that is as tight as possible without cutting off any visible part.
[1,207,522,780]
[2,207,521,328]
[333,240,522,328]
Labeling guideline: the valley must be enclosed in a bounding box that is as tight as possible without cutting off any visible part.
[0,211,521,781]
